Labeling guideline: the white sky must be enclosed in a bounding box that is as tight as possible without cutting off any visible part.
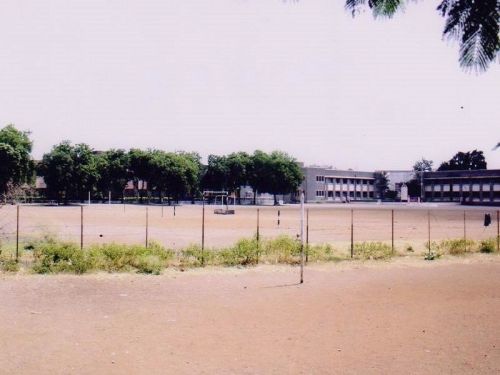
[0,0,498,170]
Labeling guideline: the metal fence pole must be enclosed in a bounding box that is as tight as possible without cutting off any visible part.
[16,205,20,262]
[201,198,205,265]
[80,206,84,250]
[145,206,149,248]
[391,209,394,255]
[350,209,354,258]
[497,210,499,253]
[463,210,467,252]
[300,192,304,284]
[256,208,260,264]
[306,208,309,263]
[427,210,431,255]
[277,209,280,227]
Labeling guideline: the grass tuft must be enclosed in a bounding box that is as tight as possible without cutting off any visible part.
[353,242,392,260]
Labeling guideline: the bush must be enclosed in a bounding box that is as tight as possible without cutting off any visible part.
[479,238,497,253]
[217,238,259,266]
[0,258,19,272]
[307,243,344,262]
[353,242,392,260]
[178,244,216,267]
[33,240,90,274]
[262,235,301,264]
[89,242,173,274]
[438,239,476,255]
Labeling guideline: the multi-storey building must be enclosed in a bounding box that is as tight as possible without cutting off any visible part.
[302,166,376,203]
[423,169,500,204]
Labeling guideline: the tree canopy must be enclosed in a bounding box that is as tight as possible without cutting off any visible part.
[438,149,487,170]
[0,124,34,197]
[345,0,499,72]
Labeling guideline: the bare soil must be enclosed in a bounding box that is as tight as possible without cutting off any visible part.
[1,256,499,374]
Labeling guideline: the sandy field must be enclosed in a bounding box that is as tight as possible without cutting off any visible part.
[0,256,499,374]
[0,203,498,253]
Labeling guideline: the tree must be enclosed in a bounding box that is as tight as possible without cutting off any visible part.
[201,155,229,192]
[247,150,272,205]
[413,158,433,173]
[95,149,130,201]
[266,151,304,205]
[225,152,252,203]
[374,171,389,199]
[438,149,487,170]
[39,142,98,203]
[345,0,499,72]
[0,124,34,200]
[128,149,154,202]
[410,158,433,200]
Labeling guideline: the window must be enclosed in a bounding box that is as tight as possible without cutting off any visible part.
[316,190,325,197]
[316,175,325,182]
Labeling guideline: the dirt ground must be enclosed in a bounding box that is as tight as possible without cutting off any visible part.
[1,256,499,374]
[0,203,498,253]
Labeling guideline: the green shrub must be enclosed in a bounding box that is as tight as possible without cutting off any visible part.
[262,235,301,264]
[33,241,90,274]
[424,251,440,261]
[217,238,259,266]
[307,243,344,262]
[438,239,476,255]
[178,244,216,267]
[353,242,392,260]
[479,238,496,253]
[0,258,19,272]
[89,242,173,273]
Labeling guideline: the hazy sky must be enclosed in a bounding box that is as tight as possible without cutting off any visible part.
[0,0,498,170]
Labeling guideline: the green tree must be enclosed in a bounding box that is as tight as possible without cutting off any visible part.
[266,151,304,205]
[96,149,130,202]
[39,142,98,203]
[226,152,252,203]
[128,149,154,202]
[411,158,433,200]
[201,155,229,192]
[374,171,389,200]
[438,149,487,171]
[345,0,499,72]
[247,150,272,205]
[0,124,34,199]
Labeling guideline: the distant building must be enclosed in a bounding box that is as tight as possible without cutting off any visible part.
[302,166,376,203]
[423,169,500,204]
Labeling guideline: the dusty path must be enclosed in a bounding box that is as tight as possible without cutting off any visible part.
[1,257,499,374]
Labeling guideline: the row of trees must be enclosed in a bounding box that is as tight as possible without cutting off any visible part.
[0,125,303,204]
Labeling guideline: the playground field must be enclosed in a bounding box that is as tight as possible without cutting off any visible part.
[0,257,499,374]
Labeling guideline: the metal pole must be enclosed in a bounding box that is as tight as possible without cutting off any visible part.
[174,205,176,217]
[463,210,466,252]
[277,209,280,227]
[427,210,431,255]
[497,210,499,253]
[88,191,91,205]
[350,209,354,258]
[391,209,394,255]
[145,206,149,248]
[108,190,111,204]
[256,208,260,263]
[162,204,164,218]
[16,205,19,262]
[80,206,83,250]
[300,191,304,284]
[201,197,205,265]
[306,208,309,263]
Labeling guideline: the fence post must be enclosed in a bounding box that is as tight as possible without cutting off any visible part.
[277,209,280,227]
[463,210,466,252]
[300,192,304,284]
[350,209,354,258]
[497,210,499,253]
[427,210,431,255]
[201,198,205,265]
[145,206,149,248]
[174,205,176,217]
[162,204,164,218]
[16,205,20,262]
[256,208,260,263]
[306,208,309,263]
[391,209,394,255]
[80,206,84,250]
